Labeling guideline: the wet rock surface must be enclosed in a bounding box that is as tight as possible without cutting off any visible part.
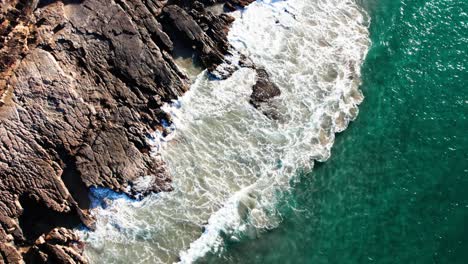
[250,68,282,119]
[0,0,258,262]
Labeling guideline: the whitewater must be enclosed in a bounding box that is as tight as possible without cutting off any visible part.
[78,0,371,263]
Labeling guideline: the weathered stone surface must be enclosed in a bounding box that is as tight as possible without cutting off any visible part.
[25,228,87,264]
[0,0,255,263]
[0,0,39,108]
[161,2,237,74]
[0,242,22,264]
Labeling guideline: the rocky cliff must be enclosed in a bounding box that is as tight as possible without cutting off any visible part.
[0,0,259,263]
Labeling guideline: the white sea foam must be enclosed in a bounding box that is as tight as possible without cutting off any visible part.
[78,0,370,263]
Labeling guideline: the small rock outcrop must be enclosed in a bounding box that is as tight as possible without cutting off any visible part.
[224,0,256,11]
[250,68,282,119]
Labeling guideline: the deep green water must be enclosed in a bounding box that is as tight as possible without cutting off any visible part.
[207,0,468,262]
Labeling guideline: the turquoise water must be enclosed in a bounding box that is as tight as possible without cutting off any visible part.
[206,0,468,262]
[81,1,372,262]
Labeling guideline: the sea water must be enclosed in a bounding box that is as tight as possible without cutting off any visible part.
[203,0,468,263]
[78,0,371,263]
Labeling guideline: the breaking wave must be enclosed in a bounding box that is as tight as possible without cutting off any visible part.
[78,0,371,263]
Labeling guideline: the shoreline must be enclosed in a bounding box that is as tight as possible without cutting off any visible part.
[81,0,371,262]
[0,0,264,263]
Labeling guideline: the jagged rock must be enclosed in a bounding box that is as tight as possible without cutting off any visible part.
[251,68,281,105]
[225,0,255,11]
[0,0,255,263]
[24,228,87,264]
[161,4,235,72]
[250,68,282,119]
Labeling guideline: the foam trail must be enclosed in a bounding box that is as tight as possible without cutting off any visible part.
[78,0,371,263]
[179,0,370,261]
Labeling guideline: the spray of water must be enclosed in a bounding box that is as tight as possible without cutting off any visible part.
[78,0,371,263]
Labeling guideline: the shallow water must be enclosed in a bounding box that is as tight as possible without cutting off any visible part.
[79,0,371,263]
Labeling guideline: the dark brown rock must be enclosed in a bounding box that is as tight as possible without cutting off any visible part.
[225,0,255,11]
[251,68,281,105]
[250,68,282,119]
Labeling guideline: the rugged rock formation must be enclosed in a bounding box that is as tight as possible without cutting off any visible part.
[0,0,257,263]
[0,0,37,107]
